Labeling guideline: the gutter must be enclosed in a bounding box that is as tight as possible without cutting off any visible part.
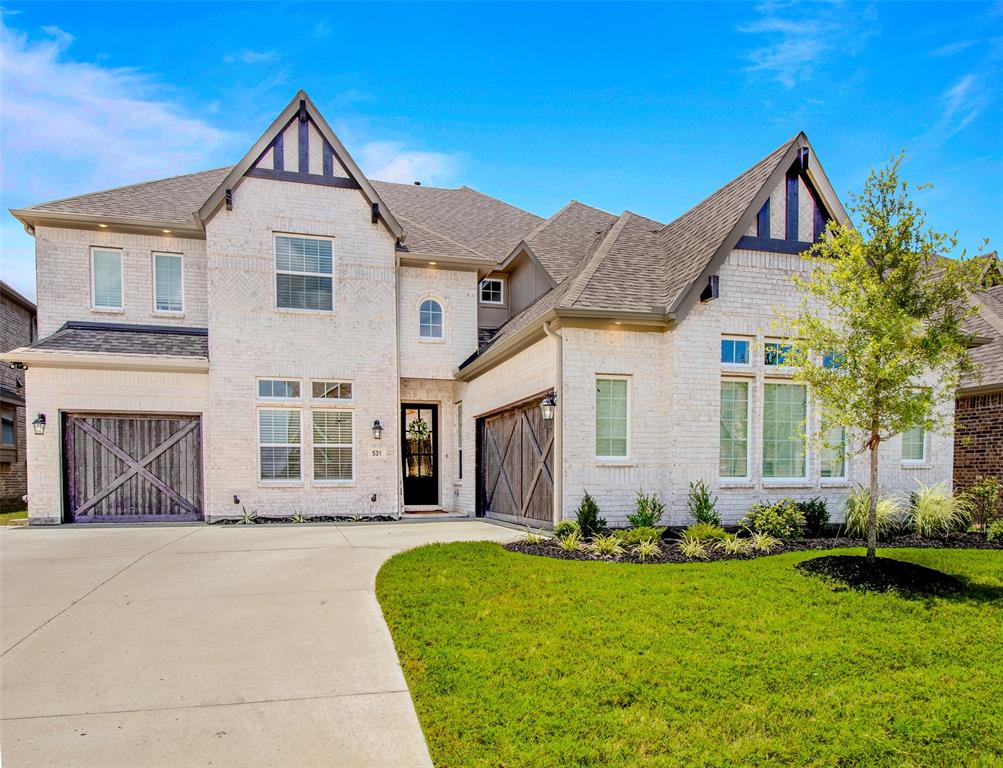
[542,321,563,526]
[10,209,204,238]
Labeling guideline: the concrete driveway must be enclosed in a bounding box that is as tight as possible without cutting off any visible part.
[0,520,519,768]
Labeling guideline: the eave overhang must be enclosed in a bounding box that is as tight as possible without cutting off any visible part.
[1,348,209,373]
[9,209,204,239]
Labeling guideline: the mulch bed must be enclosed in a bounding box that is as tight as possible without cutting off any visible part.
[211,514,397,525]
[506,531,1000,566]
[795,555,964,596]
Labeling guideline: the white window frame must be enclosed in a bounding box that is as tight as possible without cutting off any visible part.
[311,409,355,484]
[762,380,809,481]
[256,378,302,401]
[764,339,794,367]
[152,251,184,314]
[273,233,335,313]
[595,375,630,461]
[258,408,303,484]
[310,380,354,404]
[901,426,926,464]
[719,378,751,481]
[479,278,505,305]
[721,336,752,367]
[90,247,124,311]
[418,297,445,341]
[820,425,848,482]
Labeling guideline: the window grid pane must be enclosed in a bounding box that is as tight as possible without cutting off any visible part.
[277,274,333,310]
[258,379,300,399]
[821,426,846,478]
[763,383,807,478]
[419,300,443,338]
[596,378,628,457]
[312,381,352,400]
[721,339,750,365]
[275,236,333,274]
[480,280,503,303]
[719,381,749,477]
[313,411,353,481]
[1,416,14,446]
[92,250,122,308]
[764,342,792,366]
[154,254,183,312]
[259,410,301,480]
[901,426,925,461]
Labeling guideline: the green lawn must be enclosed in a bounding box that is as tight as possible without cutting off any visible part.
[0,510,27,525]
[376,544,1003,768]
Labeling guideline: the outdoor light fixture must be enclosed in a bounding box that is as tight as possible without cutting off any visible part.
[540,394,557,421]
[372,419,384,440]
[32,413,46,436]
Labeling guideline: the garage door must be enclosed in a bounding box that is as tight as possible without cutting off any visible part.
[477,395,554,526]
[63,414,203,523]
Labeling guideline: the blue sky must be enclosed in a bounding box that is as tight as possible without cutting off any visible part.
[2,2,1000,300]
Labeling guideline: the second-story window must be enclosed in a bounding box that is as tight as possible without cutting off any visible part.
[480,278,504,305]
[275,235,333,311]
[154,253,183,313]
[419,299,443,339]
[91,247,123,310]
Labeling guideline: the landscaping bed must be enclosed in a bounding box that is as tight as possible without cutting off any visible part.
[795,554,965,596]
[210,513,397,524]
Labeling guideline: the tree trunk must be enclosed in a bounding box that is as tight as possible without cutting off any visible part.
[867,431,880,563]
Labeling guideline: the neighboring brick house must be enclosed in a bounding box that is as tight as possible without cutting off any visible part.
[0,281,37,510]
[954,262,1003,516]
[2,90,958,526]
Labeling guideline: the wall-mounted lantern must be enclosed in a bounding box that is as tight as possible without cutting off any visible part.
[372,419,384,440]
[540,394,557,421]
[32,413,46,436]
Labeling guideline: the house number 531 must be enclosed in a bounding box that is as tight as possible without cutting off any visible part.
[371,448,385,458]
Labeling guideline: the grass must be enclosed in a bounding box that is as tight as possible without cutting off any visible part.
[0,510,27,526]
[376,543,1003,768]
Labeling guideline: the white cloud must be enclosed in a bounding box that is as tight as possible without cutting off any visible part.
[357,141,461,186]
[738,2,877,88]
[929,39,977,57]
[223,49,278,65]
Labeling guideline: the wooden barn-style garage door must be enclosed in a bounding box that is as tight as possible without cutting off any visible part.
[477,395,554,526]
[63,414,203,523]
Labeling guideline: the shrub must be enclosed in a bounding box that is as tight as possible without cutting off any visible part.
[909,483,971,539]
[553,520,580,540]
[575,492,606,539]
[613,526,666,547]
[521,527,545,545]
[715,535,752,555]
[676,534,710,560]
[741,499,806,540]
[682,522,729,542]
[557,531,583,552]
[687,480,721,526]
[633,539,662,561]
[798,497,830,537]
[987,519,1003,544]
[967,475,1001,531]
[590,534,625,557]
[629,490,665,529]
[844,488,906,539]
[749,532,780,553]
[239,507,257,525]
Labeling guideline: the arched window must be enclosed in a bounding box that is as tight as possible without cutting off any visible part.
[419,299,443,339]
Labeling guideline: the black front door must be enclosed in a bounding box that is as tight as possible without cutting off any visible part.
[401,404,438,506]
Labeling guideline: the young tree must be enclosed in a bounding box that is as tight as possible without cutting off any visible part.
[784,154,983,561]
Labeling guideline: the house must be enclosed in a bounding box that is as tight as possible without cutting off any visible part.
[955,254,1003,515]
[0,281,36,511]
[3,91,955,527]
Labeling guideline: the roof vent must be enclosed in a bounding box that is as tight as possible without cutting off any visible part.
[413,181,422,186]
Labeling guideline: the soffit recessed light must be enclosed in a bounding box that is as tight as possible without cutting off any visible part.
[429,261,437,266]
[162,229,171,233]
[98,224,108,228]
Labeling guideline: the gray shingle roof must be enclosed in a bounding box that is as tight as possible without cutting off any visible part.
[26,168,231,225]
[964,285,1003,391]
[524,202,618,283]
[26,322,209,358]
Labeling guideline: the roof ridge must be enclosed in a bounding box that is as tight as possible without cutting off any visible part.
[457,185,544,222]
[560,213,632,308]
[523,200,577,243]
[396,215,493,261]
[28,167,232,212]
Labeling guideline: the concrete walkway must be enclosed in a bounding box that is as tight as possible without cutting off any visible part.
[0,520,519,767]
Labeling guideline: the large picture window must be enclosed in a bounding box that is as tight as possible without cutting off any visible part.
[763,383,807,478]
[313,411,353,481]
[275,235,333,310]
[153,253,183,312]
[595,377,628,458]
[720,381,749,478]
[259,409,302,481]
[91,248,123,309]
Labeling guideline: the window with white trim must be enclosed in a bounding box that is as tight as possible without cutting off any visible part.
[259,409,301,481]
[821,426,846,479]
[91,248,123,309]
[720,380,749,478]
[480,278,504,305]
[901,426,925,461]
[764,341,793,366]
[313,411,353,481]
[763,382,807,478]
[312,381,353,402]
[595,377,628,458]
[275,235,333,310]
[721,337,751,365]
[153,253,183,312]
[419,299,443,338]
[258,379,301,400]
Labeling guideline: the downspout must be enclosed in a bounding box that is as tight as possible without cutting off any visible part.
[395,251,404,519]
[542,321,563,526]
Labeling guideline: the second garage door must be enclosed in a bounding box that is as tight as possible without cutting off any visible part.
[63,413,203,523]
